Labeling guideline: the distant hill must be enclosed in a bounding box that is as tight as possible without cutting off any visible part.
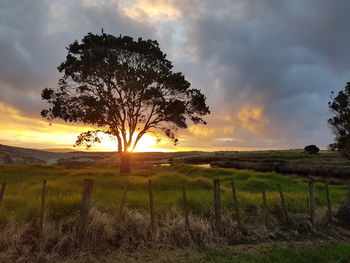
[0,144,120,165]
[0,144,315,166]
[0,144,202,165]
[0,144,65,164]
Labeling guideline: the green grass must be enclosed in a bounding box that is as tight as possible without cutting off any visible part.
[194,243,350,263]
[0,164,348,220]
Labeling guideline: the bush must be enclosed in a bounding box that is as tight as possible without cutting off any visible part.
[329,134,350,157]
[304,145,320,154]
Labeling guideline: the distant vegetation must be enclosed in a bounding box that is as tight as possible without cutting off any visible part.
[328,81,350,156]
[178,151,339,164]
[304,145,320,154]
[178,151,350,179]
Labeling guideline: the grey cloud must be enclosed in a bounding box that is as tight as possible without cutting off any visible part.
[0,0,155,117]
[172,0,350,148]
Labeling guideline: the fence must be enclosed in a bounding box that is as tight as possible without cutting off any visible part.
[0,177,342,241]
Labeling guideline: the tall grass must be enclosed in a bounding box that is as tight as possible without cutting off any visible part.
[0,207,349,262]
[0,164,348,221]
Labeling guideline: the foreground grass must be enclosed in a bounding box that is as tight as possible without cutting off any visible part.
[196,243,350,263]
[58,242,350,262]
[0,164,348,220]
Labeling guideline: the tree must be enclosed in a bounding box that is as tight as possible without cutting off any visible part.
[41,32,210,173]
[328,82,350,156]
[304,145,319,154]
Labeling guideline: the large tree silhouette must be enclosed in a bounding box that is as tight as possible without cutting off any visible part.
[328,82,350,156]
[41,32,210,173]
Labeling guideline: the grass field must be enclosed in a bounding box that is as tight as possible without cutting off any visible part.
[0,163,348,221]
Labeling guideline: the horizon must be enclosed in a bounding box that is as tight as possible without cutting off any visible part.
[0,142,327,153]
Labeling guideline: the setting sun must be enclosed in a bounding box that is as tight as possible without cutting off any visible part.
[95,132,169,152]
[130,134,159,152]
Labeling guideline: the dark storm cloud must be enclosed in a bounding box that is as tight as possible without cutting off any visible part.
[0,0,155,116]
[172,0,350,148]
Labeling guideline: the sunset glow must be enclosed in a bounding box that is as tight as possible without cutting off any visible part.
[96,132,168,152]
[0,102,171,152]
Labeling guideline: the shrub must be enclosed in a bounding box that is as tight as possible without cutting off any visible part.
[329,134,350,157]
[304,145,320,154]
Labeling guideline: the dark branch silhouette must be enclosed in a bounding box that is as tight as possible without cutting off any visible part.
[328,81,350,156]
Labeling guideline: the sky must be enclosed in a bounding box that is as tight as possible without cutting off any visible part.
[0,0,350,152]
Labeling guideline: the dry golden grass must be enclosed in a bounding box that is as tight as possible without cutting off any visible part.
[0,206,349,263]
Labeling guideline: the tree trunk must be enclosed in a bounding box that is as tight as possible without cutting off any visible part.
[120,152,131,174]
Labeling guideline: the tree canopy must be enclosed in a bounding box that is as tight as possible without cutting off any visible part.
[41,32,210,172]
[328,82,350,155]
[304,145,319,154]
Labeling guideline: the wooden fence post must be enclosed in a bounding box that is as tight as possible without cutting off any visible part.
[39,180,47,235]
[231,181,241,226]
[0,182,7,204]
[213,179,222,234]
[182,181,190,229]
[325,183,332,224]
[77,179,94,240]
[308,180,315,226]
[117,180,129,219]
[261,183,268,227]
[277,184,289,223]
[148,179,155,231]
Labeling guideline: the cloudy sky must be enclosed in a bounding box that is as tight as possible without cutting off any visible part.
[0,0,349,151]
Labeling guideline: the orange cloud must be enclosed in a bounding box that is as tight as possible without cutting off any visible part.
[188,125,215,136]
[123,0,182,21]
[0,103,91,149]
[237,106,269,133]
[218,114,233,122]
[222,125,235,134]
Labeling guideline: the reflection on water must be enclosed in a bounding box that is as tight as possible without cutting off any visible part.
[155,163,171,167]
[192,164,211,168]
[154,163,211,168]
